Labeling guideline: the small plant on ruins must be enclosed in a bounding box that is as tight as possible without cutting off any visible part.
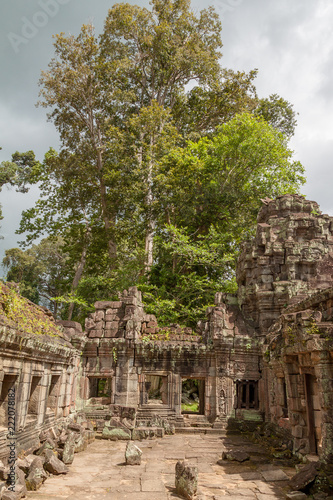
[306,320,320,336]
[141,329,174,343]
[285,324,298,343]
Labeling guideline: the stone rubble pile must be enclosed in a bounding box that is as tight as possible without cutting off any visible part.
[0,420,95,499]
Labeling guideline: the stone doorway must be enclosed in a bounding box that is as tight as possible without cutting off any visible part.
[304,373,321,454]
[181,378,205,415]
[236,380,259,410]
[89,377,112,398]
[0,375,17,429]
[28,376,42,416]
[47,375,61,415]
[144,375,168,405]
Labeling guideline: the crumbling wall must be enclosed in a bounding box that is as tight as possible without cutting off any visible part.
[0,285,79,460]
[237,195,333,335]
[263,288,333,460]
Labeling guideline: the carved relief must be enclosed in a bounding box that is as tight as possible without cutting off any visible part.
[217,377,233,417]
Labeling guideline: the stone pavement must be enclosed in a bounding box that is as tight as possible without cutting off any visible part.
[27,432,296,499]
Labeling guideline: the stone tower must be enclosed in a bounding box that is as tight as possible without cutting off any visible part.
[236,194,333,335]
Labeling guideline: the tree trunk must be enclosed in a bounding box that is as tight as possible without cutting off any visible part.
[144,134,155,272]
[67,246,88,321]
[67,224,91,320]
[96,148,117,264]
[145,218,155,271]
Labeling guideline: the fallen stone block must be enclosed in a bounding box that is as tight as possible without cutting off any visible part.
[43,449,69,475]
[0,460,8,481]
[0,481,7,496]
[221,450,250,462]
[2,484,26,500]
[286,492,308,500]
[67,422,83,433]
[175,460,198,500]
[36,437,57,455]
[74,431,88,453]
[289,462,321,491]
[132,426,165,440]
[261,468,290,481]
[16,457,31,475]
[62,432,76,465]
[26,457,48,491]
[125,442,142,465]
[102,427,131,441]
[57,429,68,446]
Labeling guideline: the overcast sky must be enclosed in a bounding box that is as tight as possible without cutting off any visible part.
[1,0,333,268]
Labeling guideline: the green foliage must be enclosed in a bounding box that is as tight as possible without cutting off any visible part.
[0,150,38,221]
[0,282,63,338]
[3,236,71,317]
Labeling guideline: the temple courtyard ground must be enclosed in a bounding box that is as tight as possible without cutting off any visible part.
[27,431,299,499]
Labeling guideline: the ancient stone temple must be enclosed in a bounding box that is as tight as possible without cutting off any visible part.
[1,194,333,468]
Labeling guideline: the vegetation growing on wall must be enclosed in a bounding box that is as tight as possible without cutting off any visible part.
[0,282,64,338]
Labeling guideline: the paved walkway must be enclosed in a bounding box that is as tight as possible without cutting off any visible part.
[27,432,296,499]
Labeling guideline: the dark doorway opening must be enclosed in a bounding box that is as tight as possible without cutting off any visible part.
[28,376,42,416]
[144,375,168,405]
[282,379,288,418]
[0,375,17,428]
[304,373,321,454]
[89,378,111,398]
[236,380,259,410]
[181,378,205,414]
[47,375,61,414]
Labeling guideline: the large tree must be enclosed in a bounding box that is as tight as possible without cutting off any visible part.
[10,0,303,325]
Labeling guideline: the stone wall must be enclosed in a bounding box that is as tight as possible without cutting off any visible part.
[0,286,79,460]
[263,287,333,460]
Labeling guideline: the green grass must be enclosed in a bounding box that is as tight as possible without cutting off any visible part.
[181,402,199,412]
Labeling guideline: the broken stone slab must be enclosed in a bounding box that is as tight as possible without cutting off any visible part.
[2,466,28,500]
[67,422,83,433]
[26,456,48,491]
[102,427,131,441]
[43,449,69,475]
[132,427,165,440]
[125,442,142,465]
[0,460,8,481]
[221,450,250,462]
[286,492,308,500]
[2,484,26,500]
[74,431,88,453]
[175,460,198,500]
[289,462,321,491]
[62,432,76,465]
[260,468,290,481]
[16,457,31,475]
[36,437,57,455]
[0,482,7,497]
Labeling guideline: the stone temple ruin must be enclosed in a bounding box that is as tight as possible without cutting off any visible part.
[0,194,333,493]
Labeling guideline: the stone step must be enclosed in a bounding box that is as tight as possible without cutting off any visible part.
[175,427,227,435]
